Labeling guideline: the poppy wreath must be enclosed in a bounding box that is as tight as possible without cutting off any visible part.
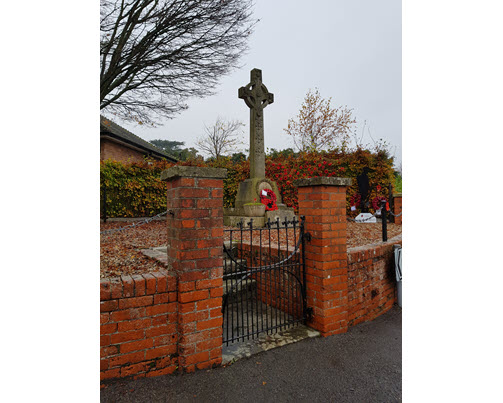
[259,188,278,211]
[350,193,361,208]
[371,196,388,211]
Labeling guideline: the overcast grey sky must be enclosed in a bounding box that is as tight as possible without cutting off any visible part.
[115,0,401,165]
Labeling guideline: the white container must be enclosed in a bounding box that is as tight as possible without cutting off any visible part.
[394,244,402,307]
[396,279,402,307]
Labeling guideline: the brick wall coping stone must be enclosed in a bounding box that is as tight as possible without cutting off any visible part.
[294,176,352,187]
[347,234,402,254]
[160,166,228,181]
[393,193,402,197]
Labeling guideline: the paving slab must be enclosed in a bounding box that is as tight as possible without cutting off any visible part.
[222,324,320,365]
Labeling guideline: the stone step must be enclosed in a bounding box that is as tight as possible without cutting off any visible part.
[223,257,247,273]
[223,278,257,296]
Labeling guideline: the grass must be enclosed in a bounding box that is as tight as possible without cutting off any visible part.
[394,175,402,193]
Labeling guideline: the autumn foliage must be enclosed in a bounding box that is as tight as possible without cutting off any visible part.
[264,148,395,215]
[100,159,173,218]
[284,88,356,152]
[101,147,396,218]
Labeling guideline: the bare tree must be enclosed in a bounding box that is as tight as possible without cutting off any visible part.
[196,117,244,159]
[100,0,256,125]
[284,88,356,152]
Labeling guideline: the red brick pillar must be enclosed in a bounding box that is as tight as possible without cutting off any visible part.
[161,166,227,373]
[393,193,402,225]
[295,177,352,337]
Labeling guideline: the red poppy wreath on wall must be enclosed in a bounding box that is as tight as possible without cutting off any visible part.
[259,188,278,211]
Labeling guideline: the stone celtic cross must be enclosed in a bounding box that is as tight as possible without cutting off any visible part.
[238,68,274,179]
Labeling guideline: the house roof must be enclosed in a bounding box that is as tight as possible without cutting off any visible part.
[100,115,178,162]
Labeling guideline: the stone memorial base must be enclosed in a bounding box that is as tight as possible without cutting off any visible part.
[233,178,280,209]
[223,213,266,227]
[223,206,297,227]
[265,208,296,223]
[224,177,296,227]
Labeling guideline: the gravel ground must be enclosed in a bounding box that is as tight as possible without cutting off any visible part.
[100,220,401,279]
[100,306,402,402]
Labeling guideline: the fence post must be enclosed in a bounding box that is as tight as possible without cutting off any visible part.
[295,176,352,337]
[381,199,388,242]
[388,183,394,223]
[161,166,227,373]
[102,180,107,223]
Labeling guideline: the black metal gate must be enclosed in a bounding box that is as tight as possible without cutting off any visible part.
[222,216,309,345]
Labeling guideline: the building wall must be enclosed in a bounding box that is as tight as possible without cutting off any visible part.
[100,138,151,163]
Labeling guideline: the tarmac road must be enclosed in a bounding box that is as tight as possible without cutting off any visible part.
[101,306,402,402]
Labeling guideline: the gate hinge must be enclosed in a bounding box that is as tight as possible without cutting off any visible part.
[304,232,312,242]
[306,307,314,320]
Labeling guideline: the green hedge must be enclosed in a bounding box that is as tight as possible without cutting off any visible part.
[101,149,397,218]
[100,160,173,218]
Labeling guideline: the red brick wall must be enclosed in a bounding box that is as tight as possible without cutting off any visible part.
[347,239,402,327]
[298,183,350,337]
[100,171,399,383]
[100,271,178,381]
[296,177,400,337]
[164,170,226,373]
[239,243,304,319]
[100,167,227,384]
[100,138,147,163]
[393,195,402,225]
[239,238,401,329]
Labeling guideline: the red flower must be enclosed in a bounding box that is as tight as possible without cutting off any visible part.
[377,184,382,191]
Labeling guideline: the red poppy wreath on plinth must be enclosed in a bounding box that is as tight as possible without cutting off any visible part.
[259,188,278,211]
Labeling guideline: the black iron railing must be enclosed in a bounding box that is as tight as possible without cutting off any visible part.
[222,217,308,345]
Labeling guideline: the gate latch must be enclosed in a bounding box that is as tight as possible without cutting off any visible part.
[304,232,312,242]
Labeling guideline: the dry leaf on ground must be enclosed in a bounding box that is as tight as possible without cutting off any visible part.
[100,220,401,279]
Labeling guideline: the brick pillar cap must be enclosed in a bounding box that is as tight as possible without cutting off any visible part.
[294,176,352,187]
[161,166,228,181]
[393,193,402,197]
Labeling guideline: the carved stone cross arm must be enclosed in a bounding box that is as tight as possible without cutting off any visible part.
[238,68,274,179]
[238,68,274,115]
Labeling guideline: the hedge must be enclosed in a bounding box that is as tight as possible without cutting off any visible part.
[100,148,396,218]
